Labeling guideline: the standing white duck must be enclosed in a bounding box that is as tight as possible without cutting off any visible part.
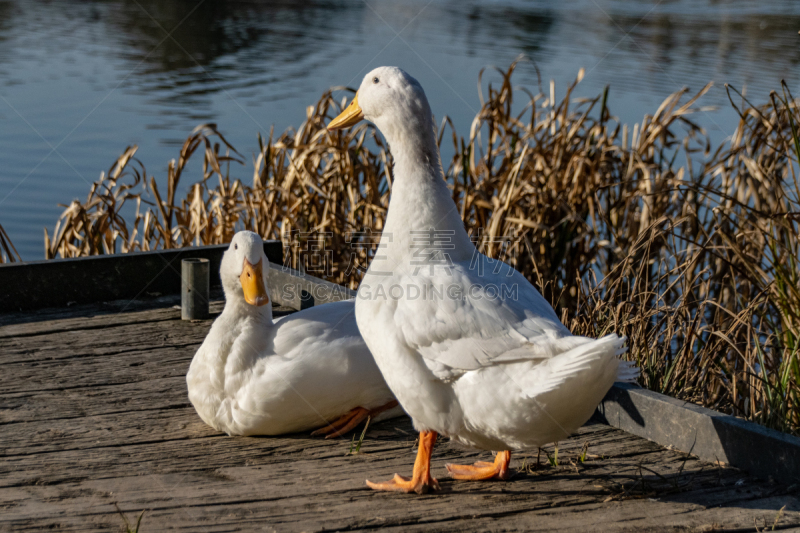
[187,230,399,437]
[327,67,637,493]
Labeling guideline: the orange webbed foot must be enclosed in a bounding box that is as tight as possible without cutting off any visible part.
[311,400,399,439]
[366,430,440,495]
[366,473,440,494]
[446,450,512,481]
[310,407,369,439]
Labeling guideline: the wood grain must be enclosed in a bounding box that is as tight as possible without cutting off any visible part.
[1,303,799,532]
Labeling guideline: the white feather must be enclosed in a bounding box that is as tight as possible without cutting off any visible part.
[351,67,639,451]
[187,231,400,436]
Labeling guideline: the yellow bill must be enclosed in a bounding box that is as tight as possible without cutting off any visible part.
[240,258,270,306]
[327,92,364,130]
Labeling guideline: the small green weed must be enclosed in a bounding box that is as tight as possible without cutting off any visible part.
[346,416,370,456]
[545,443,559,467]
[115,503,145,533]
[578,442,589,464]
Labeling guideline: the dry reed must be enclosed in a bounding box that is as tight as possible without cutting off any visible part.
[0,223,20,263]
[11,60,800,434]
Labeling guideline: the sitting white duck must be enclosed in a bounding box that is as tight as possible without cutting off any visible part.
[327,67,638,493]
[187,231,399,437]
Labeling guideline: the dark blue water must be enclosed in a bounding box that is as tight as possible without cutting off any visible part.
[1,0,799,259]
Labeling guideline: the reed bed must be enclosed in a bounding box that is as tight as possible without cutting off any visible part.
[13,61,800,434]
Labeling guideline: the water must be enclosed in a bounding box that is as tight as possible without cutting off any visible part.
[1,0,799,260]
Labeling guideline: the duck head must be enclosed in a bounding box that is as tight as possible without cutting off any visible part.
[328,67,437,165]
[220,231,271,309]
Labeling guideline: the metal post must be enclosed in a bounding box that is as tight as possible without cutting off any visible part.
[181,258,209,320]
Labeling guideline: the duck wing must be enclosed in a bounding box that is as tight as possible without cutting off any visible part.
[389,253,588,381]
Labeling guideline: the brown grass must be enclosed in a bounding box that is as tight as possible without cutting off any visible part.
[10,60,799,434]
[0,223,21,263]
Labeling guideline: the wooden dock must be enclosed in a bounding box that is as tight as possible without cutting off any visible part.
[2,296,799,532]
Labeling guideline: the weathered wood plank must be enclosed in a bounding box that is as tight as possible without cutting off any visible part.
[0,292,197,329]
[0,318,207,364]
[1,424,797,532]
[0,419,689,489]
[0,408,201,456]
[0,304,293,364]
[0,241,282,313]
[0,307,290,396]
[0,294,292,338]
[0,376,188,423]
[0,344,196,394]
[0,305,197,340]
[2,299,799,532]
[600,382,800,486]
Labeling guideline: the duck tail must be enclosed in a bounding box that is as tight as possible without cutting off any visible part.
[521,333,635,399]
[608,335,639,384]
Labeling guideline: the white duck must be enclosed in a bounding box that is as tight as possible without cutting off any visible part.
[186,231,399,437]
[327,67,637,493]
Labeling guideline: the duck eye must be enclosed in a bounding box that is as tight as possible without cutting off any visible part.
[234,244,238,250]
[373,77,379,84]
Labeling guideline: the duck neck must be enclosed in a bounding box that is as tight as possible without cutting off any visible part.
[377,116,474,269]
[220,289,274,324]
